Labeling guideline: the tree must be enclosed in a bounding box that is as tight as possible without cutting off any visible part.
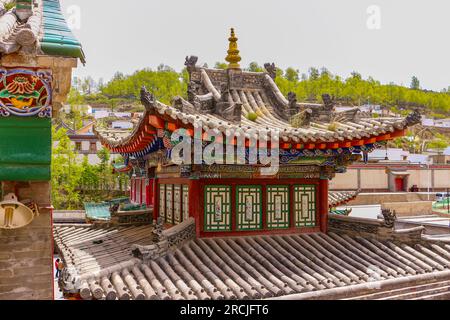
[214,62,227,70]
[80,156,99,191]
[308,67,319,80]
[80,76,95,94]
[51,127,82,209]
[285,67,299,82]
[65,108,84,130]
[97,148,112,190]
[427,138,448,154]
[247,62,263,72]
[350,71,362,80]
[410,76,420,90]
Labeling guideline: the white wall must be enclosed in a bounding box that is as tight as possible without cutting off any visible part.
[360,169,388,189]
[330,169,358,190]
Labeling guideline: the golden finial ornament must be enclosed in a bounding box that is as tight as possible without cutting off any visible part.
[225,28,241,69]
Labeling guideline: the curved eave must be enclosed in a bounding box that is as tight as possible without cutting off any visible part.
[113,163,132,173]
[328,190,360,208]
[96,114,415,155]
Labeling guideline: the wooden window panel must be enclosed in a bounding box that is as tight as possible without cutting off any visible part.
[236,185,262,231]
[204,185,232,232]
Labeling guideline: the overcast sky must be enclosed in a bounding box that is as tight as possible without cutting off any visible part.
[61,0,449,91]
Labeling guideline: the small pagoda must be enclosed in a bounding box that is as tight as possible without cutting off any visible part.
[96,28,420,238]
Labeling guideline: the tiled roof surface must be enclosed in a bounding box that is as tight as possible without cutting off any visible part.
[54,224,450,300]
[0,0,84,62]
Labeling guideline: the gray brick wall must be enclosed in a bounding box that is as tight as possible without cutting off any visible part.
[0,210,53,300]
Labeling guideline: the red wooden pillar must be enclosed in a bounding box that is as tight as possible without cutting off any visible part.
[134,178,137,202]
[231,183,236,232]
[189,179,201,237]
[319,179,329,233]
[153,178,159,221]
[140,177,145,204]
[289,183,295,229]
[261,183,267,229]
[146,178,154,206]
[130,177,134,202]
[129,177,132,201]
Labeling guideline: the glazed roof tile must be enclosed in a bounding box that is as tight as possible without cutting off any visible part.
[0,0,84,62]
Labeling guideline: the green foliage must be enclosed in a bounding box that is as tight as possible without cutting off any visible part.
[247,62,264,72]
[272,67,450,115]
[51,126,129,209]
[285,67,299,82]
[63,108,85,131]
[101,68,187,105]
[214,62,227,70]
[51,127,82,209]
[246,112,258,122]
[410,76,420,90]
[69,63,450,117]
[428,138,448,153]
[67,87,84,105]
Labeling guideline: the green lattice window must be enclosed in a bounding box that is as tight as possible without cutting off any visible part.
[174,185,182,224]
[294,185,317,227]
[204,185,232,232]
[236,185,262,231]
[165,184,174,224]
[182,185,189,221]
[266,185,290,229]
[159,184,166,220]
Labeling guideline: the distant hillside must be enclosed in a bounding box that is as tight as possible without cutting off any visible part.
[69,63,450,117]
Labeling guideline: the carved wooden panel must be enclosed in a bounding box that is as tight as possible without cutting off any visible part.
[236,185,262,231]
[159,184,165,221]
[294,185,316,227]
[182,184,189,221]
[174,184,181,225]
[165,184,173,224]
[266,185,290,229]
[204,185,231,232]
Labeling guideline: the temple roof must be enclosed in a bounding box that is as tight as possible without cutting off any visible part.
[0,0,85,63]
[96,84,420,152]
[54,223,450,300]
[95,28,420,157]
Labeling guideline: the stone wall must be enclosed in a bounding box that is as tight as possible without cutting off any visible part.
[381,201,433,216]
[331,165,450,192]
[0,209,53,300]
[0,181,53,300]
[328,214,426,245]
[347,192,433,205]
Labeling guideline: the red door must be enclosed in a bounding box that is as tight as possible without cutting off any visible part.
[395,177,404,192]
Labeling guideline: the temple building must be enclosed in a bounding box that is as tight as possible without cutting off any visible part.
[53,29,450,301]
[95,28,420,237]
[0,0,83,299]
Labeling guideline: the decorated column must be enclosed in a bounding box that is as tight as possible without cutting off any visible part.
[0,0,83,300]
